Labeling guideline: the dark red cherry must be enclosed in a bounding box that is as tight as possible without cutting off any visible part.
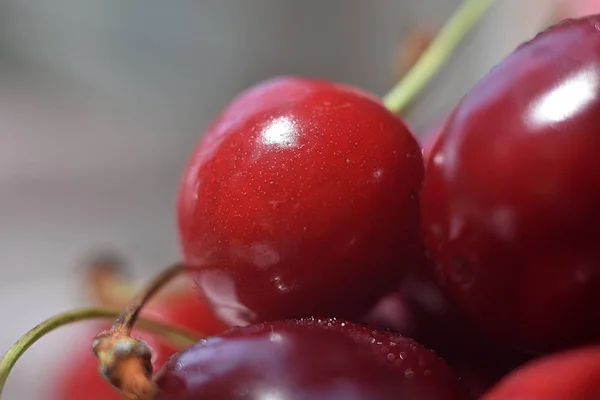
[177,76,424,325]
[421,15,600,352]
[155,325,403,400]
[288,317,467,400]
[364,268,530,398]
[362,288,419,338]
[481,345,600,400]
[155,318,467,400]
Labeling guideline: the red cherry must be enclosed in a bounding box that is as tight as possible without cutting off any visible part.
[481,345,600,400]
[155,318,468,400]
[148,281,229,336]
[178,76,424,325]
[421,15,600,352]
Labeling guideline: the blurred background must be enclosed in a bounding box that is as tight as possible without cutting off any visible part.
[0,0,594,398]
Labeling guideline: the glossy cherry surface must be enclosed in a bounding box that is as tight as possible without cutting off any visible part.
[482,345,600,400]
[421,15,600,353]
[150,281,229,336]
[290,317,466,400]
[419,114,448,165]
[364,268,530,398]
[178,76,424,325]
[155,318,467,400]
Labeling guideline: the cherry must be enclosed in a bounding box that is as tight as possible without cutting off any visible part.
[364,268,530,398]
[155,318,467,400]
[362,289,419,339]
[177,76,424,326]
[147,280,229,336]
[421,15,600,353]
[419,114,448,165]
[289,317,466,400]
[156,325,405,400]
[481,345,600,400]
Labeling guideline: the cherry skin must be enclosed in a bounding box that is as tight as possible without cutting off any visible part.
[419,114,448,165]
[481,345,600,400]
[150,281,229,336]
[51,284,227,400]
[155,318,468,400]
[364,268,530,399]
[421,15,600,353]
[286,317,467,400]
[362,287,418,338]
[178,76,424,325]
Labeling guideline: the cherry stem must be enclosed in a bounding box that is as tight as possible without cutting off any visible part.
[109,262,184,336]
[84,252,139,309]
[0,307,201,399]
[382,0,496,114]
[86,258,189,312]
[92,262,185,399]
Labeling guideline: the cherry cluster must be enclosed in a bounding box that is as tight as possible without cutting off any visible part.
[5,5,600,400]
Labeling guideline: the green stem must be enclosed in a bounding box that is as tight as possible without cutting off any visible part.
[111,262,184,335]
[383,0,496,114]
[0,307,201,398]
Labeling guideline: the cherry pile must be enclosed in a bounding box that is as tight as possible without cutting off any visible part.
[13,8,600,400]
